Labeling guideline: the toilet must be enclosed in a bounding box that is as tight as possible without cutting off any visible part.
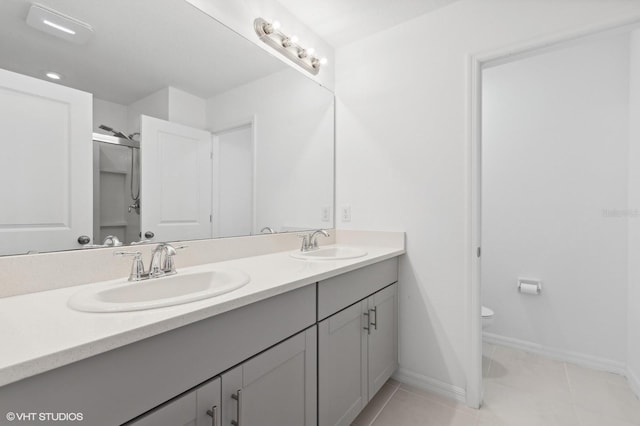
[482,306,494,329]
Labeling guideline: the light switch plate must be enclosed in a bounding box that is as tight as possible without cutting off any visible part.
[321,206,330,222]
[342,206,351,222]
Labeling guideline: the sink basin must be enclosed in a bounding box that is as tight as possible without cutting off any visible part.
[290,246,367,261]
[68,268,250,312]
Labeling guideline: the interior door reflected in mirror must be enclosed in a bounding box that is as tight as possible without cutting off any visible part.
[0,0,334,256]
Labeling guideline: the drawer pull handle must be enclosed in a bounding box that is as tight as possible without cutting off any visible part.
[206,405,218,426]
[363,311,371,335]
[370,307,378,330]
[231,389,242,426]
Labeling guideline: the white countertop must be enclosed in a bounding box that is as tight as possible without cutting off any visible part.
[0,244,404,387]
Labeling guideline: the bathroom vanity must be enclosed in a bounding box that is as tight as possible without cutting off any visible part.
[0,234,403,426]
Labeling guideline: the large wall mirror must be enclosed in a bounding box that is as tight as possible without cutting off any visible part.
[0,0,334,256]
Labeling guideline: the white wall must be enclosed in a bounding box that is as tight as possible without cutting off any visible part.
[185,0,335,91]
[168,87,207,130]
[207,68,334,233]
[482,34,629,366]
[127,88,170,133]
[93,98,128,135]
[335,0,640,400]
[127,87,207,132]
[628,30,640,396]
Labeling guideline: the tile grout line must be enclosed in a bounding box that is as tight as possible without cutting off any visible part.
[367,384,400,426]
[563,361,583,426]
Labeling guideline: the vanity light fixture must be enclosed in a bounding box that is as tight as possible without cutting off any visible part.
[26,3,94,45]
[254,18,326,75]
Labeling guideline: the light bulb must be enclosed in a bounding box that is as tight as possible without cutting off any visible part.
[320,57,328,65]
[272,21,281,30]
[306,47,315,55]
[45,71,62,80]
[290,35,298,44]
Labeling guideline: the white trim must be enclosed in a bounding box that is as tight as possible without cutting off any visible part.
[466,11,640,410]
[465,51,483,410]
[628,367,640,400]
[392,368,466,404]
[484,332,627,376]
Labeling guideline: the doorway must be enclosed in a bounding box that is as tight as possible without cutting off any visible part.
[213,123,255,238]
[468,20,640,409]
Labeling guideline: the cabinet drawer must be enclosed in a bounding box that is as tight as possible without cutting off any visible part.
[318,258,398,320]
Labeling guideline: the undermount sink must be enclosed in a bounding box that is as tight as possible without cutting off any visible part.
[290,246,368,261]
[68,268,250,313]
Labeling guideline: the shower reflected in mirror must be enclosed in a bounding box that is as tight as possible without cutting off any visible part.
[92,130,141,246]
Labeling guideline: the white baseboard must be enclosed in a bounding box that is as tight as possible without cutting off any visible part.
[392,368,466,403]
[628,367,640,400]
[483,332,627,376]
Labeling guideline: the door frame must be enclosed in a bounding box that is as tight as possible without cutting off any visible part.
[465,15,640,408]
[210,115,257,237]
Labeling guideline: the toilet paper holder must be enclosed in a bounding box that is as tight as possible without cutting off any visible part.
[517,278,542,295]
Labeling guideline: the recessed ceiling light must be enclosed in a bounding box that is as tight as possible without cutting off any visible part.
[26,3,93,45]
[45,72,62,80]
[42,19,76,35]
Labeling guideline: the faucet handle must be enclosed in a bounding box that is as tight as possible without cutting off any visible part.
[297,234,310,251]
[163,244,187,275]
[114,251,146,281]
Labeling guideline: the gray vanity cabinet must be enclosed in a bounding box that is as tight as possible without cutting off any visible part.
[367,284,398,398]
[128,377,221,426]
[318,300,368,426]
[318,280,398,426]
[221,327,317,426]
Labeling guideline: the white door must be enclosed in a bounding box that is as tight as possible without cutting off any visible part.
[213,124,254,238]
[140,115,212,242]
[0,69,92,255]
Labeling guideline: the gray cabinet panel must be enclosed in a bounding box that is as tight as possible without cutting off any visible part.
[130,377,220,426]
[318,283,398,426]
[222,328,317,426]
[0,285,315,425]
[368,283,398,398]
[318,258,398,320]
[318,302,367,426]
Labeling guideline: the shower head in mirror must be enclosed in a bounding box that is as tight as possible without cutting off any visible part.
[98,124,129,139]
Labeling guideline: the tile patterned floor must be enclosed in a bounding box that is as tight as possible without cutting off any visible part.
[351,343,640,425]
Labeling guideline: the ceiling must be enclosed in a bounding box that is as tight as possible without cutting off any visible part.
[0,0,286,105]
[276,0,462,47]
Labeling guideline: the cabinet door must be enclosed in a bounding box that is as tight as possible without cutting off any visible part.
[221,328,316,426]
[318,301,368,426]
[367,284,398,399]
[129,377,220,426]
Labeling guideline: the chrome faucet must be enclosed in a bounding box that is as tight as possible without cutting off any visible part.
[149,243,180,278]
[298,229,330,252]
[309,229,330,249]
[103,235,123,247]
[114,243,185,281]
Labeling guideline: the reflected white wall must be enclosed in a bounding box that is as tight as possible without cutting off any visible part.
[628,30,640,396]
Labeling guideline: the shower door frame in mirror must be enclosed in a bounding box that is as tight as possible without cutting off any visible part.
[0,0,334,256]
